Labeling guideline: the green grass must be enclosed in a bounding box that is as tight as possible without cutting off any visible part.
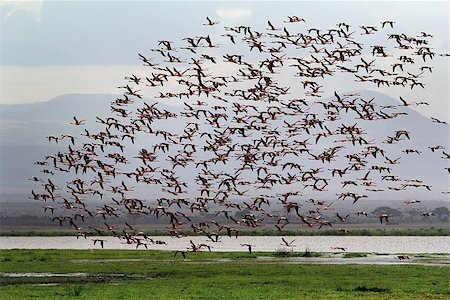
[0,249,449,299]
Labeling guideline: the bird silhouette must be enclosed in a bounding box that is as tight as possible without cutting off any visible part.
[29,14,449,251]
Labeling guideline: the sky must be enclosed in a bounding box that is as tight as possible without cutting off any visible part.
[0,0,449,120]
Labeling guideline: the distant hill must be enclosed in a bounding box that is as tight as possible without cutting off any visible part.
[0,94,117,146]
[0,93,118,120]
[0,91,448,202]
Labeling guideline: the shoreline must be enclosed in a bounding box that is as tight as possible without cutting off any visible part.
[1,249,449,266]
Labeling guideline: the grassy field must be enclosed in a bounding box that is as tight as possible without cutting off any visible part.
[0,249,449,299]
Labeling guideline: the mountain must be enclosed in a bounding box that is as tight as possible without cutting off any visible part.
[0,94,117,146]
[0,93,183,194]
[0,91,448,201]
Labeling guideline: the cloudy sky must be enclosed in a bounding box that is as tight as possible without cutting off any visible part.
[0,1,449,119]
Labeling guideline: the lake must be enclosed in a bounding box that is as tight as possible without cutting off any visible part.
[0,236,448,253]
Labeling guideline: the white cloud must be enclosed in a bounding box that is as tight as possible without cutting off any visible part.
[216,8,252,19]
[1,1,43,21]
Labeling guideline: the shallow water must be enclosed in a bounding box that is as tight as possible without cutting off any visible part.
[0,236,448,253]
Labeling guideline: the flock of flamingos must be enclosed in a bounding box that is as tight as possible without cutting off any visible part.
[30,16,449,252]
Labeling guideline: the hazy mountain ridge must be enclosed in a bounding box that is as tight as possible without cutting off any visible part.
[0,91,444,145]
[0,91,448,199]
[0,94,117,121]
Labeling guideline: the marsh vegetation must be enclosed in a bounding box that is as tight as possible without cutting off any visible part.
[0,250,448,299]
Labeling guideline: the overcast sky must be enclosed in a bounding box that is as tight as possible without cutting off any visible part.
[0,1,448,119]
